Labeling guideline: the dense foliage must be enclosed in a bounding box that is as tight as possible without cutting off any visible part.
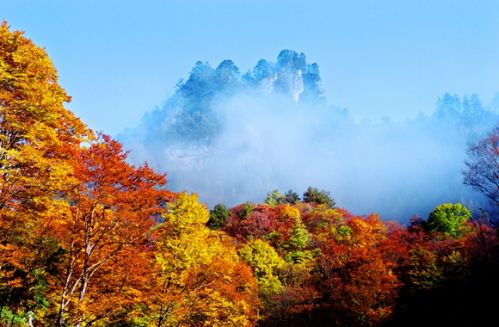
[1,23,498,327]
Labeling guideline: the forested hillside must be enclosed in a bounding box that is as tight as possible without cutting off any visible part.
[1,22,498,327]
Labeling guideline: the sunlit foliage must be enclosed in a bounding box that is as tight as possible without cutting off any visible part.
[1,22,499,327]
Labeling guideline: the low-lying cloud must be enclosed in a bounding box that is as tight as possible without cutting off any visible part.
[120,50,498,222]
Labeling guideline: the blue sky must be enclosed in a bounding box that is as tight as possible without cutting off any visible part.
[3,0,499,135]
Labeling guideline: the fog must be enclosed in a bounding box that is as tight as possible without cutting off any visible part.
[121,50,497,222]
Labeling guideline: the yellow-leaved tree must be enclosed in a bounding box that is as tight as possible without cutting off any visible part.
[146,193,260,327]
[0,21,90,324]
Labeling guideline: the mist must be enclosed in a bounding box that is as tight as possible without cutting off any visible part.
[120,50,498,222]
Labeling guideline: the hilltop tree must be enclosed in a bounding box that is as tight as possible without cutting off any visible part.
[284,190,300,204]
[265,190,285,207]
[426,203,471,238]
[303,187,335,208]
[207,204,230,229]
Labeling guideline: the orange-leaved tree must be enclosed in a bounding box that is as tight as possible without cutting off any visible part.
[314,214,401,326]
[50,134,172,326]
[0,21,89,323]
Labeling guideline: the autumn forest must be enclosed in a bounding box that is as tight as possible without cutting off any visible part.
[1,22,499,327]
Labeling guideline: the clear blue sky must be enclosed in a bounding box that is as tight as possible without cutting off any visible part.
[3,0,499,135]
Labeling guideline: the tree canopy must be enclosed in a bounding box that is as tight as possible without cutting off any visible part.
[426,203,471,238]
[2,21,499,327]
[303,187,335,207]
